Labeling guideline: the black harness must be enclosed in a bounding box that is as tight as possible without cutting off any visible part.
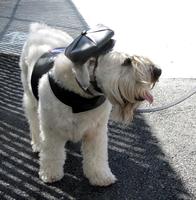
[31,25,115,113]
[31,49,60,100]
[31,48,106,113]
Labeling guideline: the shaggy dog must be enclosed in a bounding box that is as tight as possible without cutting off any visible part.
[20,23,161,186]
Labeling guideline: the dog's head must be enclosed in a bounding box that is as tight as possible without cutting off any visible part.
[95,52,162,123]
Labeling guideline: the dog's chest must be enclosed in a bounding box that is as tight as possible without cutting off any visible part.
[39,75,111,142]
[62,100,111,142]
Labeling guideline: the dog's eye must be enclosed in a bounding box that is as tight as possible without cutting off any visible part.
[135,96,145,101]
[121,58,132,67]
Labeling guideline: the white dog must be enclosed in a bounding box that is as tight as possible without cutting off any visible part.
[20,23,161,186]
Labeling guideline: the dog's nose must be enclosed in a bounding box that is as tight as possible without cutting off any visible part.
[153,67,162,80]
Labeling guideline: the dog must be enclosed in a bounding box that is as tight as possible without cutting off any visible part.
[20,23,161,186]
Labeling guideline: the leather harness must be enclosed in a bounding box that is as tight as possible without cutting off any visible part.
[31,48,106,113]
[31,25,116,113]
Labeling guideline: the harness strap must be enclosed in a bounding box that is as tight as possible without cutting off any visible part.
[48,72,106,113]
[86,56,104,96]
[31,51,59,99]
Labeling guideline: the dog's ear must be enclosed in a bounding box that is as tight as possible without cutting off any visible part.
[122,57,132,67]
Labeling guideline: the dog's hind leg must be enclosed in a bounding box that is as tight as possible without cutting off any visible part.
[23,93,41,152]
[82,123,117,186]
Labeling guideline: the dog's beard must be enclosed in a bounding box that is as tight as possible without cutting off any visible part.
[111,102,139,124]
[110,86,154,123]
[107,73,136,123]
[109,87,147,124]
[107,61,154,124]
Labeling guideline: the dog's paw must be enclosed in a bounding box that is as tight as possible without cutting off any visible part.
[39,167,64,183]
[87,169,117,187]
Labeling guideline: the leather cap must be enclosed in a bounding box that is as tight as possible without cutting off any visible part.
[64,24,115,64]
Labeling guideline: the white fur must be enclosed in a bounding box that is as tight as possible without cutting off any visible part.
[20,23,159,186]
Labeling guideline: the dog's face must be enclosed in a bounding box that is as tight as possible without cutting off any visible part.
[94,52,162,123]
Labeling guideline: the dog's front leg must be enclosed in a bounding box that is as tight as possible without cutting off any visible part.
[82,124,117,186]
[39,134,66,183]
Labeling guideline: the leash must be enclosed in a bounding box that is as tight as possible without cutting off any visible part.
[137,86,196,113]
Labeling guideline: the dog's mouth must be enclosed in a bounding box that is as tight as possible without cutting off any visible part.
[135,90,154,104]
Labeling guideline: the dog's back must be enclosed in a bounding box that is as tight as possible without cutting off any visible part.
[19,23,73,95]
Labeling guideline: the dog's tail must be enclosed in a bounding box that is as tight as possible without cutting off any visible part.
[29,23,47,33]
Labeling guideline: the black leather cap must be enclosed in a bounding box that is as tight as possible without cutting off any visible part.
[64,24,115,64]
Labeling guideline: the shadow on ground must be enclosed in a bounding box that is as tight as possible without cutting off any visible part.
[0,54,192,200]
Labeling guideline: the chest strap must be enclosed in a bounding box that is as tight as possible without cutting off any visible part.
[48,72,106,113]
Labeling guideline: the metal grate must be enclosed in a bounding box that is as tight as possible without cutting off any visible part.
[0,0,88,55]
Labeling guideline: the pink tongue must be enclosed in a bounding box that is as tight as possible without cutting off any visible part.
[143,91,154,104]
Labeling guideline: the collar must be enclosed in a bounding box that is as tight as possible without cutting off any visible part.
[48,71,106,113]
